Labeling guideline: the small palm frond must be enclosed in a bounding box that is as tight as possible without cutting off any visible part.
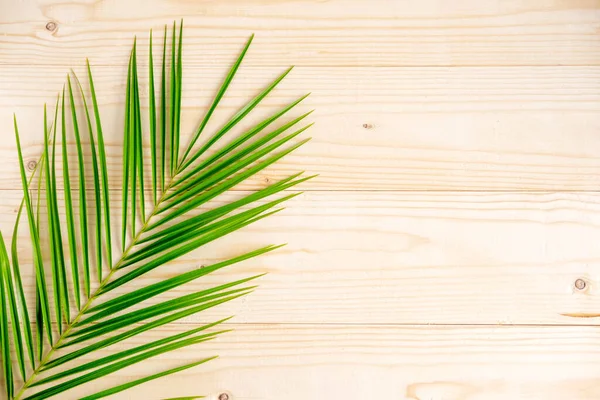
[3,20,313,399]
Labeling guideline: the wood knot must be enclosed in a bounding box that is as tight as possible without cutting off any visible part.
[218,394,230,400]
[574,278,587,291]
[362,123,374,129]
[27,160,37,171]
[45,21,58,32]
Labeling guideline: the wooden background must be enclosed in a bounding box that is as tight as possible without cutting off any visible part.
[1,0,600,399]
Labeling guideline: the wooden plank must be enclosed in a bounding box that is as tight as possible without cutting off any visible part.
[22,324,600,400]
[3,190,600,325]
[2,65,600,191]
[1,2,599,398]
[1,0,599,67]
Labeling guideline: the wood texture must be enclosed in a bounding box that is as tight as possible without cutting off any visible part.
[2,65,600,191]
[3,190,600,326]
[29,324,600,400]
[1,0,599,399]
[1,0,600,67]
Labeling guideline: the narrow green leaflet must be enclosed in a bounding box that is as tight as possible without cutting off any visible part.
[61,88,83,298]
[87,59,113,268]
[42,104,62,331]
[162,397,205,400]
[0,233,14,397]
[149,29,158,204]
[67,75,90,298]
[9,161,40,371]
[132,42,146,222]
[2,233,26,380]
[34,153,47,359]
[174,19,183,168]
[51,98,70,316]
[35,288,43,362]
[79,357,216,400]
[170,21,178,174]
[122,50,133,249]
[129,42,138,235]
[6,229,28,379]
[160,24,168,191]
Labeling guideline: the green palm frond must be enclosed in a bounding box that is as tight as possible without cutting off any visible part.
[2,20,313,399]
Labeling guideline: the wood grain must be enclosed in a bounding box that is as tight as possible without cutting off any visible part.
[25,324,600,400]
[0,0,599,67]
[2,190,600,326]
[1,65,600,191]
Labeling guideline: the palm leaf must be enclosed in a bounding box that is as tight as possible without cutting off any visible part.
[6,21,313,399]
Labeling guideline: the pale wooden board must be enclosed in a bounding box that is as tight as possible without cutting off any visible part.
[1,65,600,191]
[20,324,600,400]
[3,190,600,326]
[1,0,600,67]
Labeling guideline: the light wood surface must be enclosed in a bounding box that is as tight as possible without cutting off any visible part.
[1,1,599,399]
[33,324,600,400]
[2,65,600,191]
[3,190,600,326]
[1,0,600,67]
